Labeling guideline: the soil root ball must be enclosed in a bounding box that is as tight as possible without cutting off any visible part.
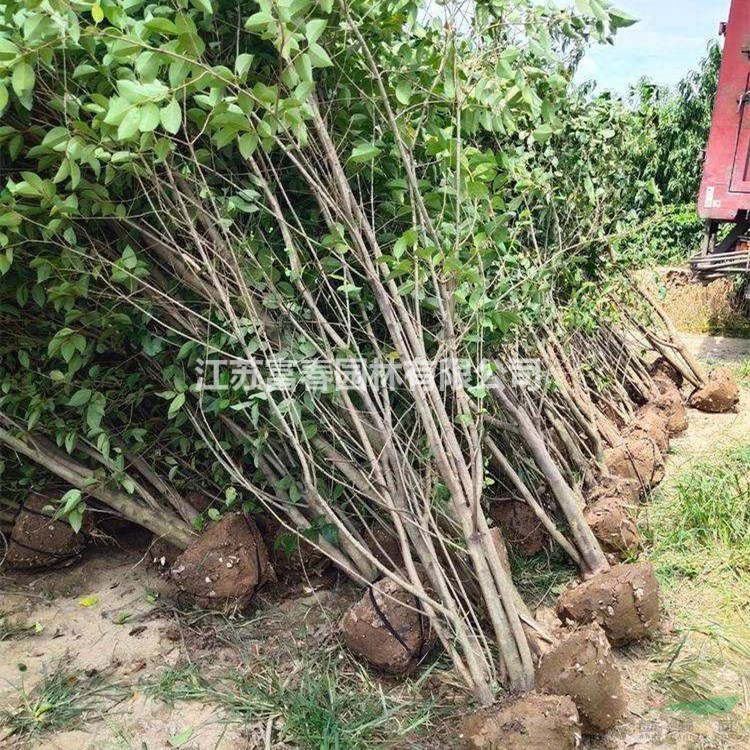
[341,574,437,675]
[604,436,665,490]
[689,368,741,414]
[584,498,641,557]
[490,499,546,557]
[587,476,641,505]
[556,562,660,646]
[461,693,580,750]
[536,622,627,734]
[6,492,90,570]
[149,537,182,573]
[649,356,684,389]
[171,512,273,610]
[650,375,689,435]
[624,407,670,454]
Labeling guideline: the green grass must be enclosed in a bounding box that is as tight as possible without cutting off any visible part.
[644,445,750,580]
[643,445,750,726]
[145,656,438,750]
[0,663,130,739]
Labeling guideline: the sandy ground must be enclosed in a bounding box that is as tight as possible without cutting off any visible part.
[1,328,749,749]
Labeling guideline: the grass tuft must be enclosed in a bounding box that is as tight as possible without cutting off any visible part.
[0,662,129,739]
[645,445,750,580]
[146,655,438,750]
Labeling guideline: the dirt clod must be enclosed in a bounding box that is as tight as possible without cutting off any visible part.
[624,406,670,454]
[490,499,546,557]
[6,492,89,570]
[651,375,689,435]
[341,575,437,675]
[584,498,641,557]
[171,512,273,609]
[604,435,665,490]
[149,537,182,572]
[649,356,684,389]
[689,367,741,414]
[556,562,660,646]
[587,475,641,505]
[461,693,580,750]
[536,623,627,734]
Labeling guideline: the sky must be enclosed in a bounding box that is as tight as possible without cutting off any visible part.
[577,0,732,93]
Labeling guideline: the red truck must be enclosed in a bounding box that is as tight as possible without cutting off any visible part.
[695,0,750,278]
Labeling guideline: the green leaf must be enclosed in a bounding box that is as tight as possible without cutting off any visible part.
[0,82,8,114]
[78,595,99,608]
[245,12,273,32]
[349,142,380,163]
[68,507,84,533]
[168,392,186,418]
[140,102,161,132]
[60,488,82,513]
[11,62,35,97]
[91,3,104,23]
[117,107,141,140]
[663,695,740,716]
[307,42,332,68]
[0,38,19,61]
[191,0,213,13]
[532,124,555,143]
[609,9,638,29]
[86,394,106,431]
[67,389,92,407]
[160,99,182,134]
[305,19,327,45]
[235,53,255,79]
[237,131,258,159]
[395,80,412,105]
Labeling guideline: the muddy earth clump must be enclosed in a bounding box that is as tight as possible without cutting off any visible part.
[462,693,580,750]
[649,356,684,389]
[490,499,546,557]
[149,492,221,574]
[6,492,90,570]
[341,575,437,674]
[651,375,689,435]
[556,562,660,646]
[604,436,665,490]
[624,407,670,454]
[536,623,627,734]
[689,367,741,414]
[171,512,273,609]
[584,498,641,557]
[149,536,182,573]
[587,475,641,505]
